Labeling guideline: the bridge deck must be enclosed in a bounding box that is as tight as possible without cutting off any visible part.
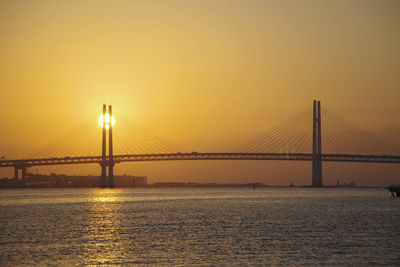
[1,152,400,167]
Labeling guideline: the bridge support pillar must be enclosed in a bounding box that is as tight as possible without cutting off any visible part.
[14,166,18,180]
[108,163,114,188]
[312,100,323,187]
[21,166,26,181]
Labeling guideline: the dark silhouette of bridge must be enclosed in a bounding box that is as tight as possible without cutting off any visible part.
[1,101,399,187]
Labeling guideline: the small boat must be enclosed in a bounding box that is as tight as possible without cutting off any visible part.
[386,185,400,197]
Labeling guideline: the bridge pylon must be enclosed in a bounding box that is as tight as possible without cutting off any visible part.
[312,100,323,187]
[100,104,115,188]
[108,105,114,188]
[101,104,107,187]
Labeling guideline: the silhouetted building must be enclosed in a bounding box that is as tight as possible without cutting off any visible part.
[114,175,147,187]
[0,173,147,188]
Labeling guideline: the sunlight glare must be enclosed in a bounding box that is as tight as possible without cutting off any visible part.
[99,114,115,130]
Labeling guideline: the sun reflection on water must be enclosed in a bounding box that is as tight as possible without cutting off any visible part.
[83,188,129,265]
[89,188,123,202]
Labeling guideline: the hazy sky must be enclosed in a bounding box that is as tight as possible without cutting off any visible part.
[0,0,399,185]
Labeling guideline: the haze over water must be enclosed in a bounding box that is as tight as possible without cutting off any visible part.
[1,187,399,265]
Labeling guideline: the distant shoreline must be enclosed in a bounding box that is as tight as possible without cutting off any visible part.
[0,183,382,189]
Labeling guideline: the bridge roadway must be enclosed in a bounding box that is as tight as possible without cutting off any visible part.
[1,152,400,168]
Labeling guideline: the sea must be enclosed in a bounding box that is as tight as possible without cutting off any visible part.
[0,187,399,266]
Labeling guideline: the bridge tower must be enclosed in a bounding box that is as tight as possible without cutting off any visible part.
[108,105,114,188]
[101,104,107,187]
[312,100,323,187]
[100,104,115,188]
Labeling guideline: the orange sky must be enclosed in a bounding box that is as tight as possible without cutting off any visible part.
[0,0,399,186]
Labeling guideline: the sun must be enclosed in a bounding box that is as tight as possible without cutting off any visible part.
[98,114,115,130]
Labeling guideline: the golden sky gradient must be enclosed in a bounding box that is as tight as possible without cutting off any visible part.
[0,0,399,186]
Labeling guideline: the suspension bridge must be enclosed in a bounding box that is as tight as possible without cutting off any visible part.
[1,100,399,187]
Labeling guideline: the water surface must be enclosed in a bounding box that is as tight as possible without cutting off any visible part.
[1,187,399,266]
